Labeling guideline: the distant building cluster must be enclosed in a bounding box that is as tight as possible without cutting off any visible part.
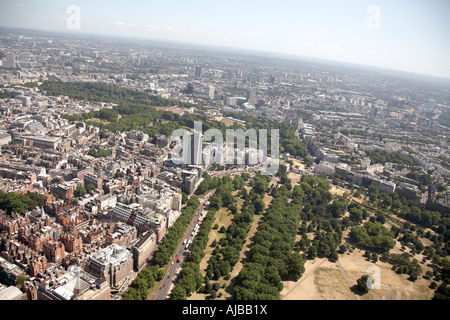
[0,28,449,300]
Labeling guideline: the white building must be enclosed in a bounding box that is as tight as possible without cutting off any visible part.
[0,131,11,146]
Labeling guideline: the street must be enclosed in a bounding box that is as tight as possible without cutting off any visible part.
[154,190,215,300]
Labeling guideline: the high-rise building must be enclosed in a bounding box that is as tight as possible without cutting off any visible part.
[182,130,203,166]
[427,99,435,111]
[185,83,194,94]
[208,86,215,99]
[248,88,256,105]
[195,66,202,78]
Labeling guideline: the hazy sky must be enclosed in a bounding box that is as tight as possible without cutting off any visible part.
[1,0,449,78]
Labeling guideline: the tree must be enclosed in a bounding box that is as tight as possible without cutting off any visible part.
[371,253,378,262]
[131,277,149,299]
[307,245,318,259]
[86,183,96,192]
[241,172,251,181]
[284,253,305,281]
[368,185,379,201]
[253,177,269,195]
[328,250,339,262]
[222,246,240,266]
[16,274,26,286]
[356,275,371,294]
[229,204,238,215]
[74,185,86,198]
[328,199,348,218]
[433,282,450,300]
[0,191,44,215]
[171,285,187,300]
[232,175,245,190]
[122,288,140,300]
[349,207,363,223]
[349,222,395,253]
[254,198,265,215]
[181,192,188,204]
[114,170,124,178]
[210,195,223,209]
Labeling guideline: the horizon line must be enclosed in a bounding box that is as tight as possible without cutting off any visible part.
[2,25,450,83]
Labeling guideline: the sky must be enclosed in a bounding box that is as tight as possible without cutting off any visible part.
[1,0,449,78]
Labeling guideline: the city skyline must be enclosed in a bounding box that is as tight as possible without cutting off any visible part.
[0,0,449,79]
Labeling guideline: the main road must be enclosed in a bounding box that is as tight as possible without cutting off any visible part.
[154,190,215,300]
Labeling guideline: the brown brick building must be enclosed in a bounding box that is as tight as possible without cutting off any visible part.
[43,240,65,263]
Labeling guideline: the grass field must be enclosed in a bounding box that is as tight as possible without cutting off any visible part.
[281,244,434,300]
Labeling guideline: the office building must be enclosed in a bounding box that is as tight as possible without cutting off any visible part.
[132,230,157,271]
[85,244,133,287]
[195,66,202,78]
[0,131,11,146]
[208,86,215,99]
[248,88,256,105]
[182,130,203,166]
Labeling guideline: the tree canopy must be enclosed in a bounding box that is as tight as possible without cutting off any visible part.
[0,191,44,215]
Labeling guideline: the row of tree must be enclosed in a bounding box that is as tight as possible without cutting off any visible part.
[152,196,200,267]
[291,176,347,261]
[170,208,217,300]
[121,197,201,300]
[205,184,256,282]
[122,265,164,300]
[233,179,306,300]
[172,173,264,299]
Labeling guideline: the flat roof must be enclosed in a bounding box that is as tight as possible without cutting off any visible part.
[0,286,23,300]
